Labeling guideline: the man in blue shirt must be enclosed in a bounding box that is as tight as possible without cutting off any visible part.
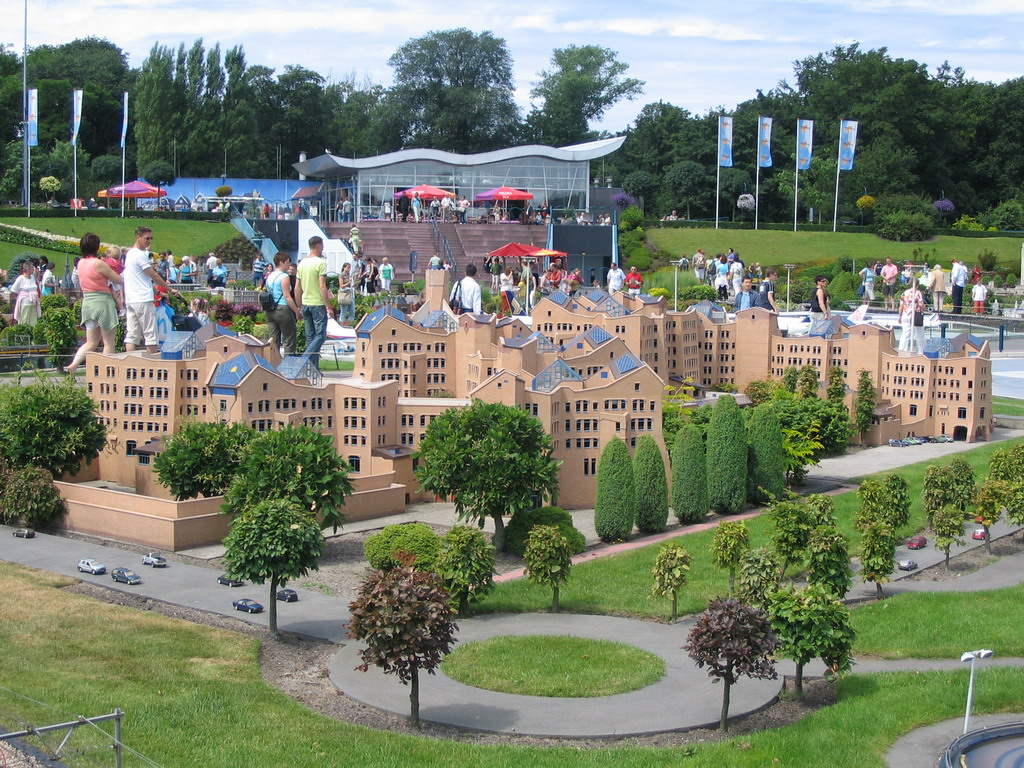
[734,277,756,311]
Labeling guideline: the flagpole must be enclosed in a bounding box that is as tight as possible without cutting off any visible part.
[73,143,78,217]
[832,134,842,232]
[755,164,760,231]
[793,169,799,232]
[22,0,29,218]
[715,160,721,230]
[120,92,127,218]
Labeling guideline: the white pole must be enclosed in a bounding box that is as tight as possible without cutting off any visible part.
[715,160,721,230]
[963,656,977,734]
[674,262,679,311]
[120,142,126,218]
[833,137,842,232]
[793,169,799,232]
[755,162,761,231]
[72,143,78,217]
[22,0,29,218]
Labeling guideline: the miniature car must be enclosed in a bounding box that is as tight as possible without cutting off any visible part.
[888,439,905,447]
[897,559,918,571]
[12,528,35,538]
[907,535,927,550]
[276,589,298,602]
[972,528,987,541]
[111,567,142,585]
[934,435,953,443]
[142,553,167,567]
[77,558,106,575]
[217,575,245,587]
[232,598,264,614]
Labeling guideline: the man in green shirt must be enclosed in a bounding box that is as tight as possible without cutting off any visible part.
[380,257,394,292]
[294,236,333,363]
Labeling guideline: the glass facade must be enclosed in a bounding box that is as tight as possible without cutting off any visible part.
[325,156,592,220]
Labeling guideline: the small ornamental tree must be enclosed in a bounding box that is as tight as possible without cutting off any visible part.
[685,597,779,731]
[633,435,669,534]
[770,500,812,580]
[922,464,957,530]
[805,494,837,528]
[782,366,800,394]
[39,175,60,201]
[736,548,782,609]
[1,466,66,528]
[222,499,324,636]
[1004,483,1024,533]
[767,584,855,696]
[594,437,636,542]
[796,364,819,399]
[826,366,845,405]
[989,444,1024,483]
[364,523,442,571]
[854,369,876,441]
[223,424,352,532]
[671,425,709,524]
[523,524,574,613]
[706,396,747,515]
[859,521,895,597]
[807,525,852,599]
[854,478,887,531]
[746,406,785,505]
[347,555,458,729]
[434,525,496,614]
[948,457,977,514]
[883,473,911,532]
[650,541,691,622]
[712,520,750,594]
[932,503,967,568]
[0,377,106,479]
[974,479,1008,555]
[155,422,255,500]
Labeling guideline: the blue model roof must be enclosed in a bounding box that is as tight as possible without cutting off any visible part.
[359,306,408,336]
[209,352,277,388]
[613,352,641,375]
[532,359,583,393]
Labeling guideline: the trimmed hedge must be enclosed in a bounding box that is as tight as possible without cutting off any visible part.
[706,395,747,515]
[746,406,786,505]
[594,437,636,542]
[671,424,709,524]
[0,208,230,222]
[503,506,586,556]
[364,522,441,571]
[634,435,669,534]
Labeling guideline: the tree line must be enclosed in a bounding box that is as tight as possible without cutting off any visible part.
[2,37,1023,225]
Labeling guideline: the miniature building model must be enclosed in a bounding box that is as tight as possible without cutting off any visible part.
[67,268,992,549]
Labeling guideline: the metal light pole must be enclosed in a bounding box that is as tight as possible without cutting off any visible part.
[784,263,796,311]
[961,649,994,733]
[674,258,680,311]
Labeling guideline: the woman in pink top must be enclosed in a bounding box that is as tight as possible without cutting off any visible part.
[64,233,123,374]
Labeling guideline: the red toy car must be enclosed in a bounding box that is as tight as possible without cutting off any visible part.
[907,535,927,550]
[972,528,987,541]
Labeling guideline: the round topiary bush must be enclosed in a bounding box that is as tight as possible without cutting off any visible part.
[364,522,442,571]
[1,466,66,527]
[503,507,586,556]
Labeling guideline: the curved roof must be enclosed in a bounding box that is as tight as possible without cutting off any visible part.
[294,137,625,178]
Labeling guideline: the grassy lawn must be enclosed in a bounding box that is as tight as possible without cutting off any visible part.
[441,635,665,697]
[2,561,1024,768]
[993,396,1024,417]
[475,438,1023,623]
[646,228,1022,272]
[0,216,236,268]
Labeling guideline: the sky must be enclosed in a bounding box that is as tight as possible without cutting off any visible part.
[8,0,1024,138]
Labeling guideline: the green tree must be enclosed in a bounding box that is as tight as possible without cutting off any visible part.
[736,548,782,609]
[685,597,778,731]
[523,525,574,613]
[663,160,710,219]
[0,376,105,478]
[854,477,887,531]
[746,406,785,504]
[854,369,876,441]
[383,29,520,152]
[415,400,559,551]
[39,175,60,202]
[140,160,176,197]
[154,422,255,500]
[932,503,966,568]
[502,506,585,557]
[593,437,636,542]
[0,466,66,528]
[805,494,837,528]
[633,435,669,534]
[133,43,185,172]
[807,525,852,598]
[948,457,977,514]
[347,554,458,729]
[650,541,691,622]
[826,366,846,404]
[671,425,709,524]
[41,307,78,368]
[796,364,819,399]
[706,395,747,514]
[782,366,800,394]
[434,525,496,614]
[364,523,441,571]
[859,521,895,597]
[987,444,1024,483]
[883,473,911,532]
[767,584,854,696]
[222,499,324,636]
[922,463,957,530]
[223,425,352,532]
[712,520,750,594]
[769,500,812,579]
[973,478,1007,555]
[529,45,643,147]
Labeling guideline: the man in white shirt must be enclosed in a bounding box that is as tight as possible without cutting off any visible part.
[123,226,180,354]
[450,263,482,314]
[607,262,625,294]
[205,252,218,285]
[950,258,969,315]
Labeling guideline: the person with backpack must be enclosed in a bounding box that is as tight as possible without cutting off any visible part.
[265,252,300,356]
[755,267,779,312]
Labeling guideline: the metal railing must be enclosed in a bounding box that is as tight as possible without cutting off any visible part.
[230,217,279,264]
[429,219,456,271]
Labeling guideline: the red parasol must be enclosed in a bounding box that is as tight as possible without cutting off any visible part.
[395,184,456,200]
[488,242,542,259]
[474,186,534,202]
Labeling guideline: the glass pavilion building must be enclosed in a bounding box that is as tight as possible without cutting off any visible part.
[291,137,624,220]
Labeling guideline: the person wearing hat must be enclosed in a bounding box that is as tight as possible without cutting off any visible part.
[928,263,946,312]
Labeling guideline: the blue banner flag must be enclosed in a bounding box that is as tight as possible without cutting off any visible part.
[796,119,814,170]
[70,89,83,146]
[718,115,733,167]
[27,89,38,147]
[757,116,773,168]
[120,92,129,149]
[839,119,858,171]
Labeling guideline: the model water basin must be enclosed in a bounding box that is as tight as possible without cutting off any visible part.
[943,722,1024,768]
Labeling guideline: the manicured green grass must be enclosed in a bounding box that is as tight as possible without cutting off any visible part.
[0,216,236,268]
[320,358,355,372]
[993,396,1024,417]
[476,438,1024,622]
[3,561,1024,768]
[647,228,1022,272]
[851,581,1024,659]
[441,635,665,697]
